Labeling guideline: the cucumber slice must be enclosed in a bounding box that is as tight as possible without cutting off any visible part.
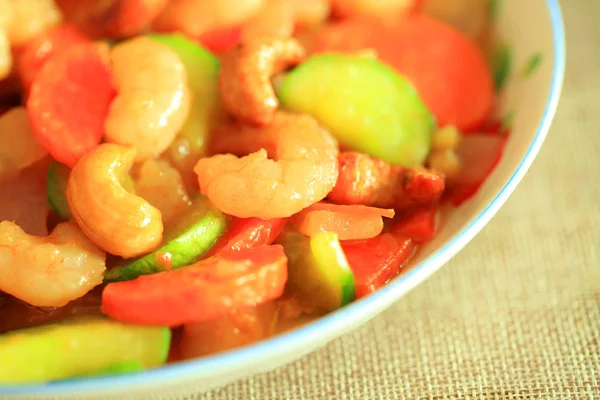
[278,53,435,166]
[76,360,145,378]
[0,318,170,384]
[149,34,221,160]
[279,231,355,313]
[104,196,228,282]
[46,161,71,219]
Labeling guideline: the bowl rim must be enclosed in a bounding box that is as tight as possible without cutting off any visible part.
[2,0,566,395]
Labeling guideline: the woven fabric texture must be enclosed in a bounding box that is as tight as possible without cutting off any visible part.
[190,1,599,399]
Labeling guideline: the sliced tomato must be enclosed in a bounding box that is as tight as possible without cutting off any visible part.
[27,42,116,168]
[102,245,288,326]
[391,205,440,243]
[342,232,414,298]
[206,217,288,257]
[290,202,395,240]
[314,15,493,131]
[16,25,88,93]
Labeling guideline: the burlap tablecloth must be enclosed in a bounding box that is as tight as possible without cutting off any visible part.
[192,1,599,398]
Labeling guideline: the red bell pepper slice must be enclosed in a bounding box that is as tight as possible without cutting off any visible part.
[206,217,288,257]
[391,206,440,243]
[342,232,414,299]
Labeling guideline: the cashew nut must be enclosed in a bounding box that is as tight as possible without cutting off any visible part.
[219,36,306,126]
[67,143,164,258]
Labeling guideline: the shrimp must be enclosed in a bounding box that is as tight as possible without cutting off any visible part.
[328,152,445,210]
[5,0,62,47]
[292,0,330,28]
[104,37,191,161]
[0,107,48,177]
[219,36,305,126]
[0,221,106,308]
[134,159,192,225]
[195,112,339,219]
[152,0,265,37]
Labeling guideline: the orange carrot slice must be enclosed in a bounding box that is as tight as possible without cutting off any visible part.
[291,202,395,240]
[342,232,414,298]
[102,245,288,326]
[16,25,88,93]
[27,42,116,168]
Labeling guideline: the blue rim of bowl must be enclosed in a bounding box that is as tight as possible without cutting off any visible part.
[2,0,566,395]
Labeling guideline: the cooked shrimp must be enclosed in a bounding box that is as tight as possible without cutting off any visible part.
[104,37,191,161]
[241,0,295,42]
[0,107,47,176]
[219,36,305,126]
[134,159,192,225]
[0,221,106,307]
[328,152,445,210]
[195,112,339,219]
[5,0,62,47]
[153,0,265,37]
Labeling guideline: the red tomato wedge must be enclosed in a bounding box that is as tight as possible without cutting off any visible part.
[290,202,395,240]
[196,26,243,54]
[16,25,88,93]
[446,133,507,206]
[313,15,494,131]
[27,42,116,168]
[102,245,288,326]
[206,217,288,257]
[391,205,440,243]
[342,233,414,299]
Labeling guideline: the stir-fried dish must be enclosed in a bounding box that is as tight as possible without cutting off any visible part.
[0,0,509,384]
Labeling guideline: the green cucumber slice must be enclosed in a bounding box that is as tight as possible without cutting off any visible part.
[104,196,228,282]
[278,53,435,166]
[46,161,72,219]
[279,231,355,313]
[0,318,170,384]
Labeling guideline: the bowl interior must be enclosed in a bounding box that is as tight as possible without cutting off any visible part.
[2,1,565,398]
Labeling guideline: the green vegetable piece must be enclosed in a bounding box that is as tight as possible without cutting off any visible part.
[278,53,434,166]
[521,53,543,78]
[76,360,145,378]
[104,196,228,282]
[47,161,72,219]
[149,34,221,159]
[491,41,511,91]
[0,318,170,384]
[279,231,355,313]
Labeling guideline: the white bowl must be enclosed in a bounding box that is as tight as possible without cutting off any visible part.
[2,0,565,398]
